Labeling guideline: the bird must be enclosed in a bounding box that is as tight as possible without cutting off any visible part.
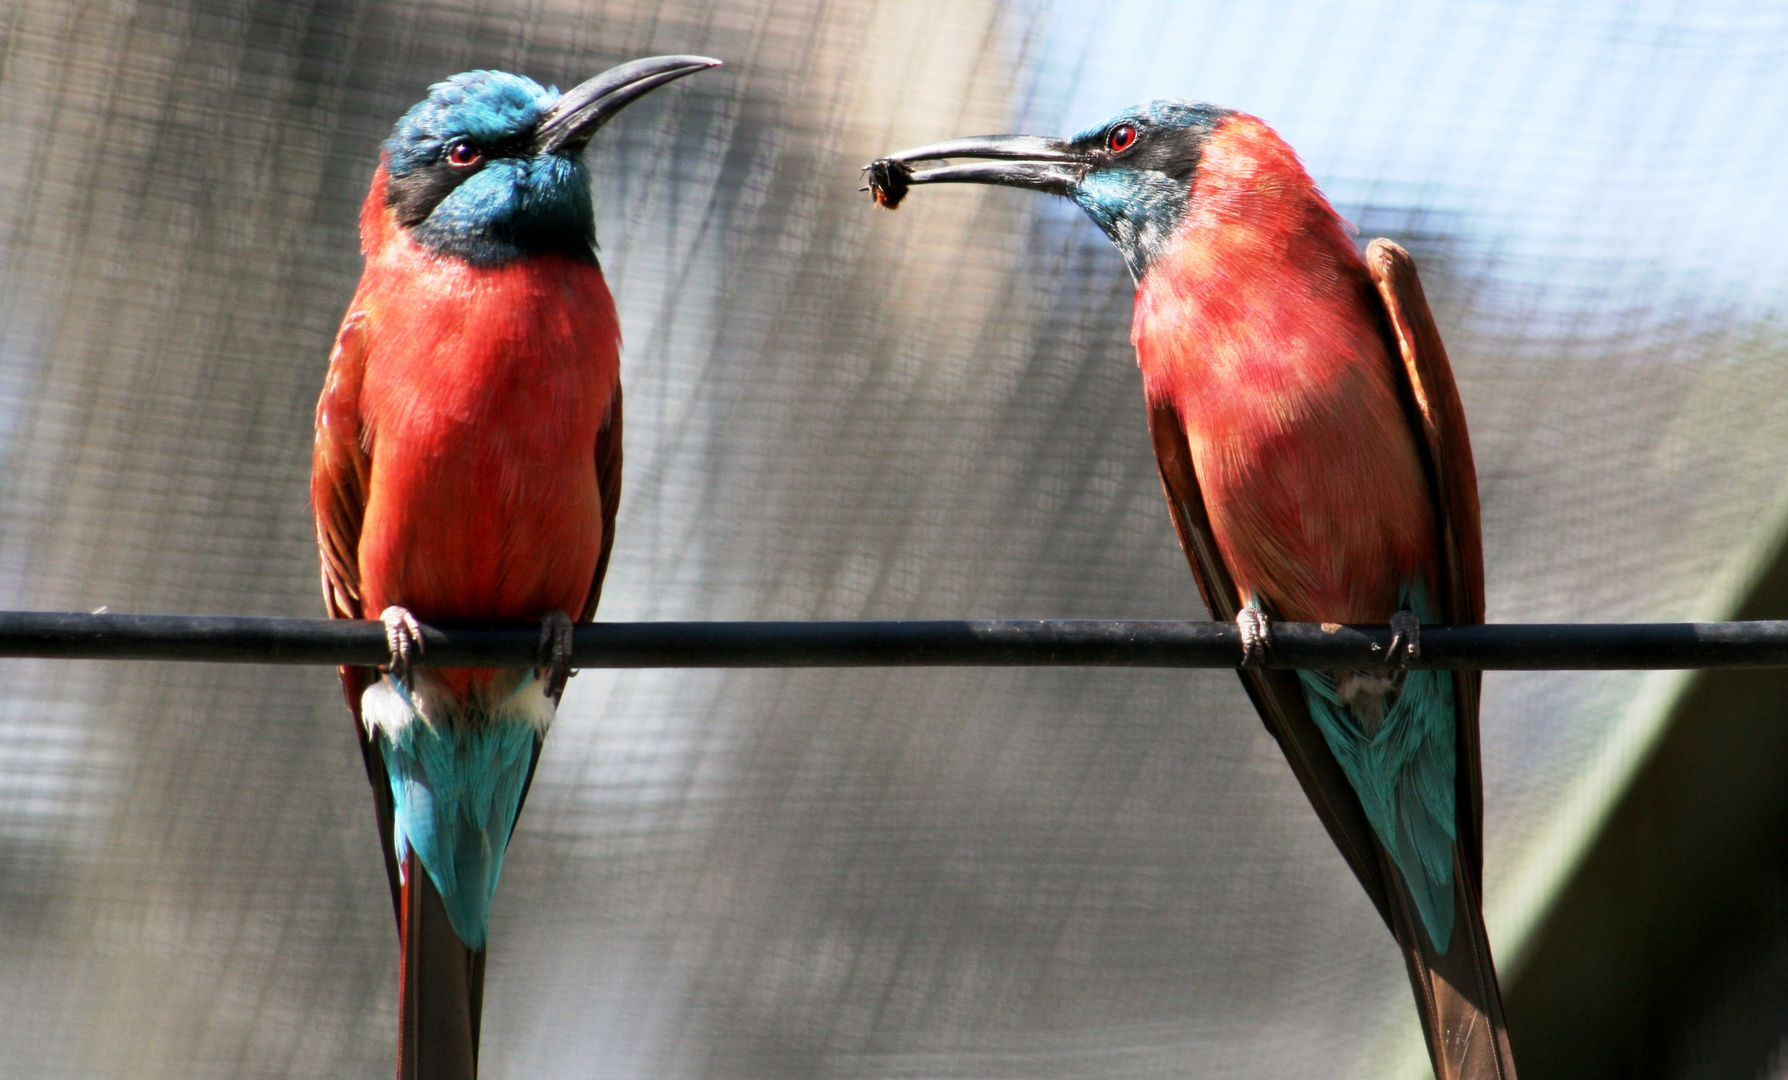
[311,56,718,1080]
[865,103,1511,1080]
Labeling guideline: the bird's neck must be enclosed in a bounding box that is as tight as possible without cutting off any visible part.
[359,163,596,266]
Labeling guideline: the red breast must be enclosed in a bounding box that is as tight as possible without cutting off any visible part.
[1133,115,1438,624]
[350,168,620,683]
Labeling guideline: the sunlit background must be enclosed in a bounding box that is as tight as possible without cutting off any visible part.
[2,0,1787,1077]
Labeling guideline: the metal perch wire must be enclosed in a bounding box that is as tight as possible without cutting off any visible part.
[1,611,1786,669]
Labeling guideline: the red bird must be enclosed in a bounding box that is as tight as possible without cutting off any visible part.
[868,105,1510,1079]
[312,58,717,1080]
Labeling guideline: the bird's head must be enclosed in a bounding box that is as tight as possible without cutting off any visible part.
[382,56,719,265]
[865,100,1229,281]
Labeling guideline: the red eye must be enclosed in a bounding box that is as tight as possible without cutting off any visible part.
[445,140,481,168]
[1107,124,1137,153]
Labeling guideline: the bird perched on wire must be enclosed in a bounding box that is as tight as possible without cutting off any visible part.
[865,105,1509,1080]
[312,56,718,1080]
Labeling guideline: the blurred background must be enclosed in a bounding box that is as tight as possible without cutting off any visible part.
[2,0,1787,1077]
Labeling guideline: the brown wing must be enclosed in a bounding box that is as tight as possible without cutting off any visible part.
[579,384,623,622]
[1360,250,1515,1074]
[311,311,404,927]
[313,312,371,624]
[1365,238,1488,891]
[1147,398,1395,929]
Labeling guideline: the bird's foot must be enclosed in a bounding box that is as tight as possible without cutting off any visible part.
[380,606,425,688]
[1237,608,1272,669]
[1387,609,1421,669]
[538,609,575,700]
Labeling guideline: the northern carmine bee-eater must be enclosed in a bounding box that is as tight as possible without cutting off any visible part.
[866,104,1510,1079]
[312,56,718,1080]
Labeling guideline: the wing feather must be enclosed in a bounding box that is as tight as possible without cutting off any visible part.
[311,311,404,927]
[1147,398,1395,928]
[579,385,623,623]
[313,313,371,622]
[1365,237,1488,892]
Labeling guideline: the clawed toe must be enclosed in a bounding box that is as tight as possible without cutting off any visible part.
[1387,609,1421,668]
[380,606,425,687]
[538,609,575,700]
[1237,608,1272,669]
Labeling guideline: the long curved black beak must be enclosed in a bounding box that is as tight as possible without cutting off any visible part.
[535,55,721,155]
[864,134,1087,209]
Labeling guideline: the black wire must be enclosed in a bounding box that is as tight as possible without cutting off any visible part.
[2,611,1786,669]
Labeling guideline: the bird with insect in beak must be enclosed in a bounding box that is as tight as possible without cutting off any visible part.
[866,103,1510,1080]
[312,55,719,1080]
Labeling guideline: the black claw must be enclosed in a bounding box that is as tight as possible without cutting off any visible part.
[538,609,575,700]
[1388,609,1421,669]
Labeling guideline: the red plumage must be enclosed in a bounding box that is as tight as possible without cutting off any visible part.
[871,100,1504,1080]
[1134,114,1438,625]
[312,164,624,1080]
[1139,114,1509,1080]
[312,57,718,1080]
[315,166,622,696]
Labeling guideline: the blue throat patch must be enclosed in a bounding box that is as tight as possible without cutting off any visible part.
[380,679,540,950]
[1066,100,1227,282]
[382,70,597,266]
[1289,584,1459,952]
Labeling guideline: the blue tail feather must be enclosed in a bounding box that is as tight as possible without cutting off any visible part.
[1290,584,1458,952]
[380,703,538,951]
